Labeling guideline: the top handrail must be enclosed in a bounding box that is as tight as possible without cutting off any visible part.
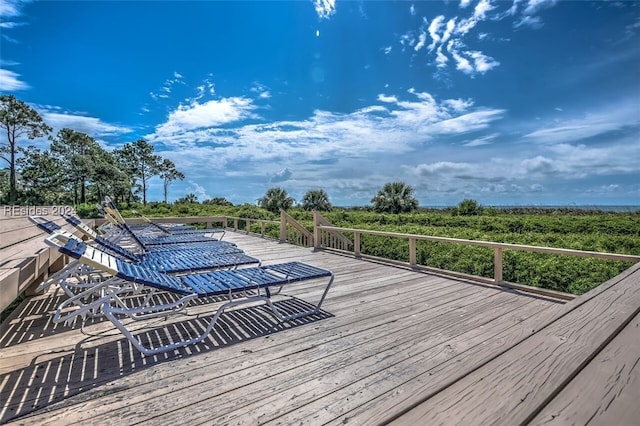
[315,224,640,263]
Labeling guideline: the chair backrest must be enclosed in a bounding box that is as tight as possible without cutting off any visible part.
[131,210,170,234]
[94,235,140,261]
[61,214,99,239]
[102,197,150,249]
[28,215,62,234]
[45,233,190,294]
[32,215,141,262]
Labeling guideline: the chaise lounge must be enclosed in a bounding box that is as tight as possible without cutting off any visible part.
[45,232,334,356]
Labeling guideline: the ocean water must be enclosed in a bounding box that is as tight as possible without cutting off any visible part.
[427,205,640,212]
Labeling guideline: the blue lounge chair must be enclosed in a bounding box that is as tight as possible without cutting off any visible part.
[130,209,225,238]
[30,216,257,275]
[101,197,224,245]
[60,214,238,254]
[45,233,334,356]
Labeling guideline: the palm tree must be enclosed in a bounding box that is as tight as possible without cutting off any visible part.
[258,187,295,214]
[371,181,419,214]
[301,189,332,211]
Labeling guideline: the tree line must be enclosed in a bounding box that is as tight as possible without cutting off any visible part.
[1,95,184,205]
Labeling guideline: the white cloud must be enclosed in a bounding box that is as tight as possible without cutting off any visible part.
[515,14,542,29]
[383,46,392,54]
[586,184,621,194]
[186,180,210,200]
[402,0,561,76]
[0,21,24,29]
[513,0,556,28]
[414,31,427,51]
[404,132,639,198]
[251,83,271,99]
[413,161,473,176]
[154,97,258,136]
[474,0,495,19]
[427,15,445,51]
[448,44,474,74]
[521,155,557,174]
[144,90,637,205]
[42,111,133,137]
[446,41,498,75]
[0,68,29,90]
[314,0,336,19]
[469,51,500,73]
[443,98,474,113]
[377,94,398,103]
[462,133,498,147]
[410,4,415,16]
[455,0,495,36]
[145,90,505,181]
[429,109,505,134]
[524,100,640,145]
[523,0,557,16]
[270,168,293,183]
[0,1,30,86]
[441,18,457,44]
[0,0,25,19]
[435,46,448,68]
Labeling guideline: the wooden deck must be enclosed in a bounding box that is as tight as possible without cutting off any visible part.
[1,232,638,425]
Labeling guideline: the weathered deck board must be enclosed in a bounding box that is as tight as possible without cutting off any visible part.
[388,262,640,426]
[1,232,636,425]
[529,311,640,425]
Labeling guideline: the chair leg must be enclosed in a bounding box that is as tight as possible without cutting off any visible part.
[102,295,269,356]
[265,274,334,321]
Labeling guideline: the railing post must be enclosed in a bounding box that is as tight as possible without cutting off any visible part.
[246,219,251,234]
[279,210,287,243]
[313,210,320,249]
[494,247,503,284]
[409,237,417,267]
[261,222,265,237]
[354,232,361,257]
[234,218,238,231]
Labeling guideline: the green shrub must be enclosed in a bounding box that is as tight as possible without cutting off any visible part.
[454,199,483,216]
[76,203,100,218]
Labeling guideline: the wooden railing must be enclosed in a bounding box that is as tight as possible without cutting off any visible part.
[225,216,278,239]
[280,210,313,247]
[92,211,640,300]
[311,211,640,300]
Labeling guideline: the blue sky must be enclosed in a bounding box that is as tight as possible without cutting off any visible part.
[1,0,639,206]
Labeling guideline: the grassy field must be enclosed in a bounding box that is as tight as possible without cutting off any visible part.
[107,203,640,295]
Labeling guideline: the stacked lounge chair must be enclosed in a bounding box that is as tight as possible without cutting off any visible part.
[31,216,258,273]
[102,196,226,243]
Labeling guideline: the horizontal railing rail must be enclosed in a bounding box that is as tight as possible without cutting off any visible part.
[93,211,639,300]
[312,217,640,300]
[224,216,279,239]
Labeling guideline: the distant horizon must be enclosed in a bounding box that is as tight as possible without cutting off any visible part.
[2,1,639,206]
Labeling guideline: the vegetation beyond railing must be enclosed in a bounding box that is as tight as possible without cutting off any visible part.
[311,211,639,299]
[97,209,639,297]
